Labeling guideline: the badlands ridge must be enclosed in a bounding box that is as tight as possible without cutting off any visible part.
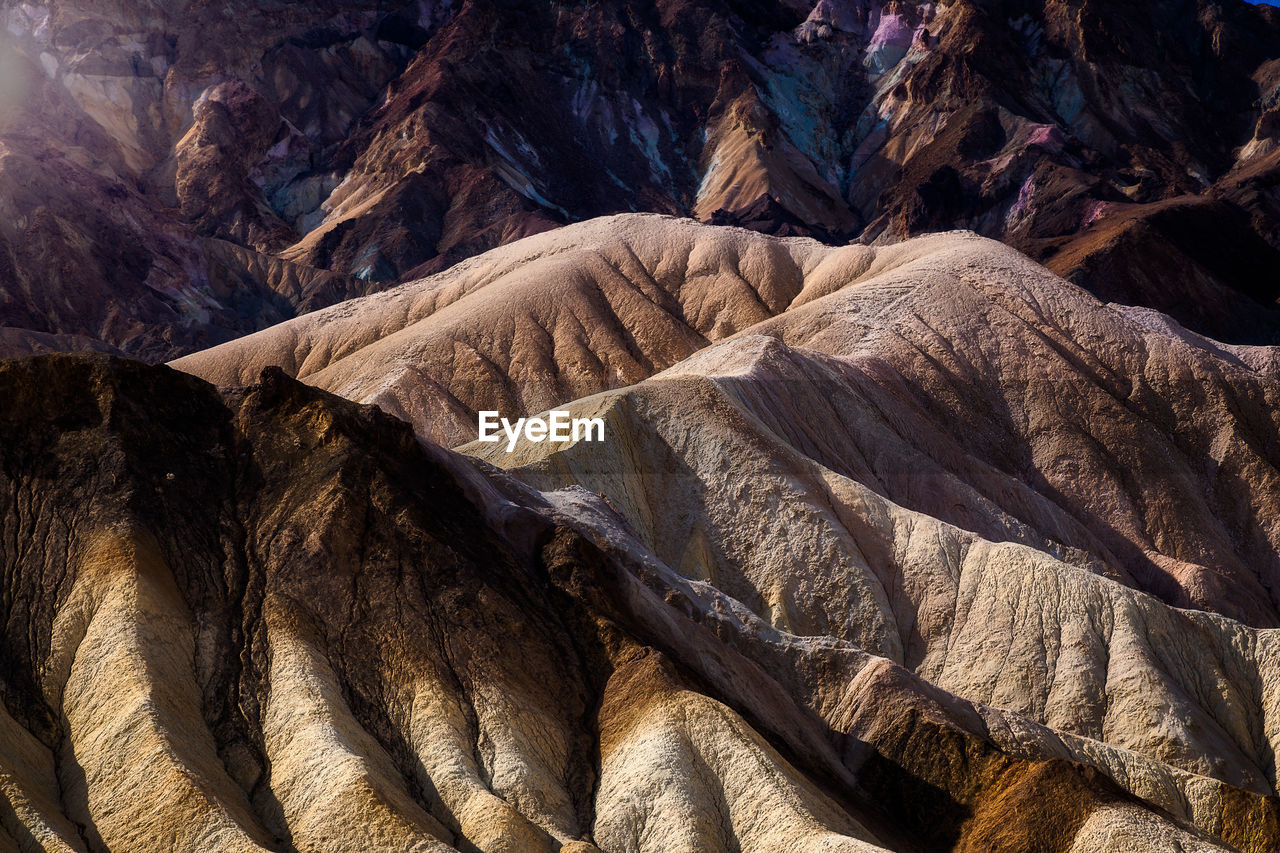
[1,0,1279,848]
[99,213,1268,850]
[0,214,1273,851]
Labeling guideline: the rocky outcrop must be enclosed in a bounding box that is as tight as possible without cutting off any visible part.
[0,352,1236,852]
[176,215,1280,847]
[174,214,848,444]
[0,0,444,358]
[5,6,1280,844]
[456,222,1280,849]
[172,214,1280,630]
[1039,196,1280,345]
[177,216,1280,629]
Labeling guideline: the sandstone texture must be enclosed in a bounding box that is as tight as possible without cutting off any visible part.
[0,349,1268,852]
[165,215,1280,849]
[5,1,1280,848]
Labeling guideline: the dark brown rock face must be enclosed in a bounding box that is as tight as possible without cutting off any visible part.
[2,0,1280,357]
[0,0,438,359]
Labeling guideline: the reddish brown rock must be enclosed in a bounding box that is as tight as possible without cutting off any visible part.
[6,0,1280,355]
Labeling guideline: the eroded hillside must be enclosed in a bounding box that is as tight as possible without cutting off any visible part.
[4,353,1253,852]
[166,216,1280,850]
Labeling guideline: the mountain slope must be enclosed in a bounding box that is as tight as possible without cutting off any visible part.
[0,353,1239,852]
[448,221,1280,849]
[172,214,1280,847]
[3,0,1280,356]
[175,214,901,444]
[177,215,1280,630]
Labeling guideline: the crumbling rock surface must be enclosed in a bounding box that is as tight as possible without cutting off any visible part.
[0,0,444,358]
[175,214,847,444]
[176,214,1280,635]
[172,216,1280,848]
[464,224,1280,849]
[1,352,1241,852]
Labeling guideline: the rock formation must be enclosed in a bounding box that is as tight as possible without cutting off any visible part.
[2,0,1280,357]
[169,214,1280,850]
[177,215,1280,629]
[0,347,1270,852]
[0,0,439,358]
[4,1,1280,849]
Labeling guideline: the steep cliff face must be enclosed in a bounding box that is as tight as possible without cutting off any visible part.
[1,353,1243,853]
[2,0,1279,357]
